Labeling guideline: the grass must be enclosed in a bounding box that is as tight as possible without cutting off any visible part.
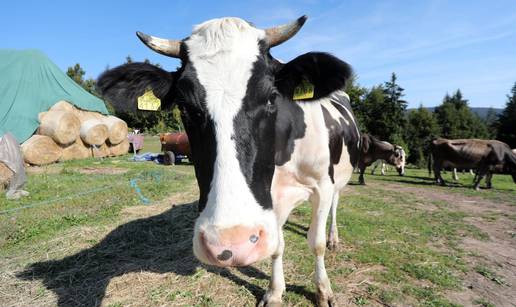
[0,160,515,306]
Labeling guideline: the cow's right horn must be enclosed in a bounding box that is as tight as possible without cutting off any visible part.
[265,15,308,48]
[136,31,182,58]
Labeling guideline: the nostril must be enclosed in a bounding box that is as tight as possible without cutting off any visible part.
[249,234,259,243]
[217,249,233,261]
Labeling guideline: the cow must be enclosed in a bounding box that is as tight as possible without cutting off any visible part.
[357,134,405,185]
[97,16,360,306]
[428,138,516,190]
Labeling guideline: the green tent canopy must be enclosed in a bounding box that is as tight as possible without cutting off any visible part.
[0,49,108,143]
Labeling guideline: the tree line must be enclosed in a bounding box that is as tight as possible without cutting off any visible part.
[67,61,515,166]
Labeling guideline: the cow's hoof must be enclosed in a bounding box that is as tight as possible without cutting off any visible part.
[327,239,339,251]
[258,291,282,307]
[316,290,337,307]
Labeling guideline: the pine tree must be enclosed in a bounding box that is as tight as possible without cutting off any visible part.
[66,63,97,96]
[496,82,516,147]
[407,105,441,166]
[345,74,368,132]
[434,89,489,139]
[382,73,408,143]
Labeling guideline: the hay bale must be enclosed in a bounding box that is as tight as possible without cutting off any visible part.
[0,162,14,190]
[80,119,108,146]
[21,135,62,165]
[38,110,80,145]
[50,100,76,112]
[76,110,104,123]
[91,143,110,158]
[61,138,91,161]
[103,116,128,145]
[109,138,130,156]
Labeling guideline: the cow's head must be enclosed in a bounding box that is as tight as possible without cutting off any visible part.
[393,145,406,176]
[97,16,351,267]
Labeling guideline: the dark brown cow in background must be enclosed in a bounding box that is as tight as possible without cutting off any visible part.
[357,134,406,185]
[428,138,516,190]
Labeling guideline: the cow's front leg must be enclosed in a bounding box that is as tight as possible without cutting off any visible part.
[258,228,285,307]
[309,185,336,307]
[358,166,366,185]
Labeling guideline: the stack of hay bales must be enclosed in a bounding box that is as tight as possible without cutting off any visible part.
[21,101,129,165]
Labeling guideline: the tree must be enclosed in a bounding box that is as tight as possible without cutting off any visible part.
[484,107,499,138]
[382,73,408,143]
[359,73,408,144]
[406,105,441,166]
[345,74,368,131]
[66,63,97,96]
[496,82,516,147]
[361,85,386,138]
[434,89,489,139]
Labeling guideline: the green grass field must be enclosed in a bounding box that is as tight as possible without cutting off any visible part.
[0,157,514,306]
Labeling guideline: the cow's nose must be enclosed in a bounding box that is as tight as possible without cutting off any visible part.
[199,225,266,267]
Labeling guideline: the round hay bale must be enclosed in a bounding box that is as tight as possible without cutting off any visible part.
[103,116,128,145]
[61,138,92,161]
[109,138,130,156]
[80,119,108,146]
[21,135,62,165]
[0,162,14,190]
[76,110,104,123]
[38,110,80,145]
[50,100,76,112]
[91,143,110,158]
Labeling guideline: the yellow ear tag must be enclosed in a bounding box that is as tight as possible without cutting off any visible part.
[293,79,315,100]
[137,89,161,111]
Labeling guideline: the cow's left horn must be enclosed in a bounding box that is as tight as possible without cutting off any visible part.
[265,15,307,48]
[136,31,182,58]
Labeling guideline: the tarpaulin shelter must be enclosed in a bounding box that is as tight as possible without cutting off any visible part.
[0,49,108,143]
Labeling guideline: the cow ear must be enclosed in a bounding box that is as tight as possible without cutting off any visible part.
[97,63,175,114]
[274,52,352,101]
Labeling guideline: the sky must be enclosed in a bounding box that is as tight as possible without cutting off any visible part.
[2,0,516,108]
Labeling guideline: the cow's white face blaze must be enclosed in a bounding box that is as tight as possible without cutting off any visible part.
[186,18,279,266]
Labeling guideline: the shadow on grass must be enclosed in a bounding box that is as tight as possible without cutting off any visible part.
[284,221,309,238]
[16,202,315,306]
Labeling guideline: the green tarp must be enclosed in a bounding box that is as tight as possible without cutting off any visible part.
[0,49,108,143]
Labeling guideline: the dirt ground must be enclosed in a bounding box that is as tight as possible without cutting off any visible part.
[375,182,516,307]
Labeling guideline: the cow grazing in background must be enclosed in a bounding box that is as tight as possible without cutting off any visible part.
[97,16,360,306]
[357,134,405,185]
[428,138,516,190]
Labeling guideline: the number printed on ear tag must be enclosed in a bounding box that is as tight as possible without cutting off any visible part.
[137,89,161,111]
[293,79,315,100]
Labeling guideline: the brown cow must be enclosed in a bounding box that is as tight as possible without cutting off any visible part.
[357,134,406,185]
[428,138,516,190]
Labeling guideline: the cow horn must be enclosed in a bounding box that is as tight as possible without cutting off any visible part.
[265,15,308,48]
[136,31,182,58]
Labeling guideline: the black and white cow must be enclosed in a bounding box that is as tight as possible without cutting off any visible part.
[97,16,360,306]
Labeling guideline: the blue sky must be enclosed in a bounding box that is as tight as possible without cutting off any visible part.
[2,0,515,108]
